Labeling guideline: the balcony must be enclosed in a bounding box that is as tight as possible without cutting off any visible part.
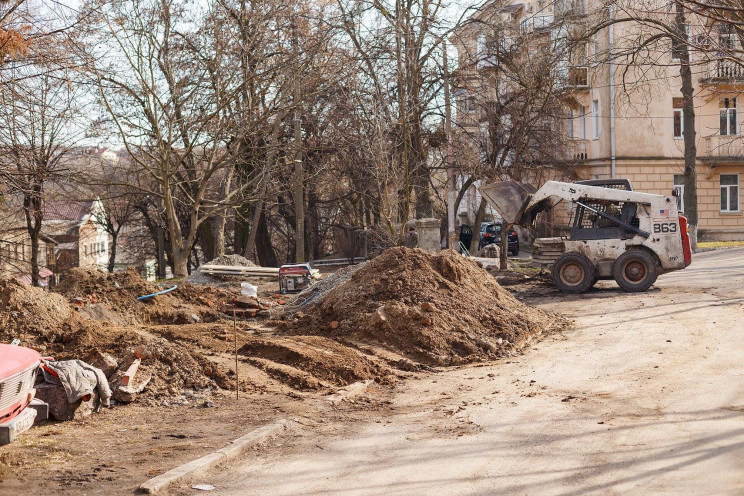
[520,14,554,35]
[554,0,586,18]
[701,59,744,84]
[567,140,588,161]
[704,135,744,161]
[568,66,589,88]
[555,66,590,91]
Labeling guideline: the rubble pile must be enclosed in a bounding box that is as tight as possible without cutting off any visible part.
[289,247,566,366]
[283,263,366,315]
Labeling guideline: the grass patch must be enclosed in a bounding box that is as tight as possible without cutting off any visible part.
[698,241,744,249]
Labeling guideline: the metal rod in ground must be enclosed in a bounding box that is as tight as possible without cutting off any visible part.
[234,310,238,400]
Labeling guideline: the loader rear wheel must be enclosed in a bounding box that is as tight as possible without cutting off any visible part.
[613,250,658,292]
[552,253,595,293]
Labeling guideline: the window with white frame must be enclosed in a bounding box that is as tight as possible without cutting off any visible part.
[720,174,739,212]
[720,97,737,136]
[673,98,684,139]
[568,109,574,139]
[673,174,685,213]
[592,100,599,139]
[591,34,598,65]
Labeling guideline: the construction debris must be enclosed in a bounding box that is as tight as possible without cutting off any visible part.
[186,254,258,285]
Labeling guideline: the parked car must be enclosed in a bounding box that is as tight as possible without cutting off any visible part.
[479,222,520,255]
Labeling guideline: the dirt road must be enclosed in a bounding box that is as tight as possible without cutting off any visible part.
[184,248,744,495]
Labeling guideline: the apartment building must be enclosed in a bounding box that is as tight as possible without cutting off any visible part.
[455,0,744,241]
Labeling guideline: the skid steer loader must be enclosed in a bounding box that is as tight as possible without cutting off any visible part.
[479,179,692,293]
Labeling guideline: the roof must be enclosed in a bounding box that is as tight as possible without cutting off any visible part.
[43,200,95,222]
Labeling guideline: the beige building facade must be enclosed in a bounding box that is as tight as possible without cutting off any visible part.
[457,0,744,241]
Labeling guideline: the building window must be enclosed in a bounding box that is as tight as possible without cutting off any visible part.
[592,100,599,139]
[674,174,685,213]
[591,34,598,65]
[721,174,739,212]
[720,97,737,136]
[671,23,690,61]
[718,23,736,52]
[580,106,586,139]
[466,95,477,114]
[568,109,574,139]
[673,98,684,139]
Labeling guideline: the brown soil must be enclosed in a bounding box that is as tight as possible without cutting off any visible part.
[0,278,72,344]
[286,247,567,365]
[53,268,224,325]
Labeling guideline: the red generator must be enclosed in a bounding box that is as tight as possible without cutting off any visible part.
[279,263,315,294]
[0,343,42,423]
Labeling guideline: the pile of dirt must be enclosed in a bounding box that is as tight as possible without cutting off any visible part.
[0,278,73,343]
[0,276,230,399]
[186,254,257,285]
[239,335,388,390]
[53,268,222,325]
[287,247,566,366]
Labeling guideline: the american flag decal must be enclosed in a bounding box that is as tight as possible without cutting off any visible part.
[659,209,669,218]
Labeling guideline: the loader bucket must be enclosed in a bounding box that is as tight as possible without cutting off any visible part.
[479,181,536,226]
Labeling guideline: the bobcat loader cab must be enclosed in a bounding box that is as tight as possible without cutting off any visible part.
[479,179,692,293]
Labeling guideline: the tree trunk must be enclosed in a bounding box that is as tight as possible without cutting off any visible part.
[471,198,488,254]
[214,165,235,258]
[23,189,43,287]
[156,225,166,279]
[676,1,698,251]
[255,209,278,267]
[172,249,189,278]
[499,223,510,271]
[108,231,118,273]
[30,231,40,287]
[198,221,216,262]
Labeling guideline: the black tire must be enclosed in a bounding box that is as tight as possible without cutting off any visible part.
[613,250,658,292]
[511,247,519,256]
[552,253,596,293]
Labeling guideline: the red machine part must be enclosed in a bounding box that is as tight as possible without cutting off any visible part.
[678,215,692,267]
[0,344,42,422]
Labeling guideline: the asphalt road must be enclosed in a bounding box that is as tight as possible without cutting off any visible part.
[192,248,744,496]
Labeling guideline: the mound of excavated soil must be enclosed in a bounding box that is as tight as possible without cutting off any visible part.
[53,268,222,325]
[0,278,73,342]
[289,247,566,366]
[0,276,230,398]
[240,335,388,389]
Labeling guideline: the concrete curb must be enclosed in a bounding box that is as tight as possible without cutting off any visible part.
[139,419,294,494]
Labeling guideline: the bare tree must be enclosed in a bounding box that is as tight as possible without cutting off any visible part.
[0,68,87,285]
[76,0,280,276]
[451,4,584,268]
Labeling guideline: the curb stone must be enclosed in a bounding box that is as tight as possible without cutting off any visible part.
[138,419,294,494]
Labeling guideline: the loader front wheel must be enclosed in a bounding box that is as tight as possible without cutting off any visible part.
[552,253,595,293]
[613,250,658,292]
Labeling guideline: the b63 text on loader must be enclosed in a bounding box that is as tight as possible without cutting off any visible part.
[480,179,692,293]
